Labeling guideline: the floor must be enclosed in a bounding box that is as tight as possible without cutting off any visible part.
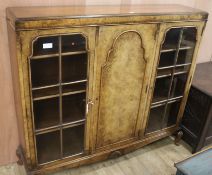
[0,137,192,175]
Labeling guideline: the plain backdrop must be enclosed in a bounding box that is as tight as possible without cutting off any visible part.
[0,0,211,165]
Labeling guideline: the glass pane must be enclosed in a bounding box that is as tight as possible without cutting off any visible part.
[62,34,86,52]
[175,65,190,74]
[32,86,59,99]
[36,130,60,164]
[31,57,59,87]
[62,54,87,83]
[181,27,197,48]
[152,77,172,103]
[177,49,194,64]
[62,82,86,94]
[62,93,86,123]
[157,68,172,77]
[33,36,59,56]
[162,100,181,128]
[162,28,181,50]
[34,97,59,129]
[170,73,188,98]
[63,125,85,157]
[159,51,176,67]
[146,104,166,134]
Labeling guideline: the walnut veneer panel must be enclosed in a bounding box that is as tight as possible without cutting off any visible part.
[96,31,146,147]
[94,24,157,150]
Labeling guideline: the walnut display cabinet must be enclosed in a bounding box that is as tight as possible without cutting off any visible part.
[6,5,208,175]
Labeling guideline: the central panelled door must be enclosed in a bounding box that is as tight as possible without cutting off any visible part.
[93,24,158,150]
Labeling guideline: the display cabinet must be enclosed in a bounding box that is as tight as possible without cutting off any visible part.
[6,5,208,175]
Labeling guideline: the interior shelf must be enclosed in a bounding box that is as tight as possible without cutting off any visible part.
[152,96,183,106]
[62,81,86,94]
[30,51,87,60]
[32,86,59,99]
[32,80,87,100]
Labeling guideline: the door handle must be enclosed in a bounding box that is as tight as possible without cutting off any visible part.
[86,99,94,114]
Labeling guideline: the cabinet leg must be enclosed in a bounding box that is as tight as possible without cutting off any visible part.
[16,147,23,165]
[175,130,183,146]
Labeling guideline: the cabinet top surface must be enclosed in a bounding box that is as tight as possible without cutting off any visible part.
[7,4,207,21]
[192,62,212,97]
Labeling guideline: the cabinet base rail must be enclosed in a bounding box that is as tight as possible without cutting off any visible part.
[18,127,176,175]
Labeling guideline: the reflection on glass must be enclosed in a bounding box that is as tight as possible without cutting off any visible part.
[170,73,188,98]
[159,51,176,67]
[153,77,172,103]
[181,27,197,48]
[146,105,165,134]
[33,36,59,56]
[63,125,85,157]
[175,65,190,74]
[162,28,181,50]
[177,49,194,64]
[62,82,86,94]
[162,100,181,128]
[36,131,60,164]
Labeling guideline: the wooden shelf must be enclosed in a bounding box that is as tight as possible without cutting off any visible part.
[31,51,87,60]
[32,80,87,101]
[152,96,183,106]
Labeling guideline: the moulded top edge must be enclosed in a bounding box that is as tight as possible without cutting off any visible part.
[6,4,208,21]
[6,4,208,30]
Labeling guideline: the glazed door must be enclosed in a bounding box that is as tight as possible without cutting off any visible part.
[20,27,96,165]
[143,22,205,136]
[93,24,158,150]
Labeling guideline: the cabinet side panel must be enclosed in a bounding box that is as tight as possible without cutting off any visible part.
[7,22,26,150]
